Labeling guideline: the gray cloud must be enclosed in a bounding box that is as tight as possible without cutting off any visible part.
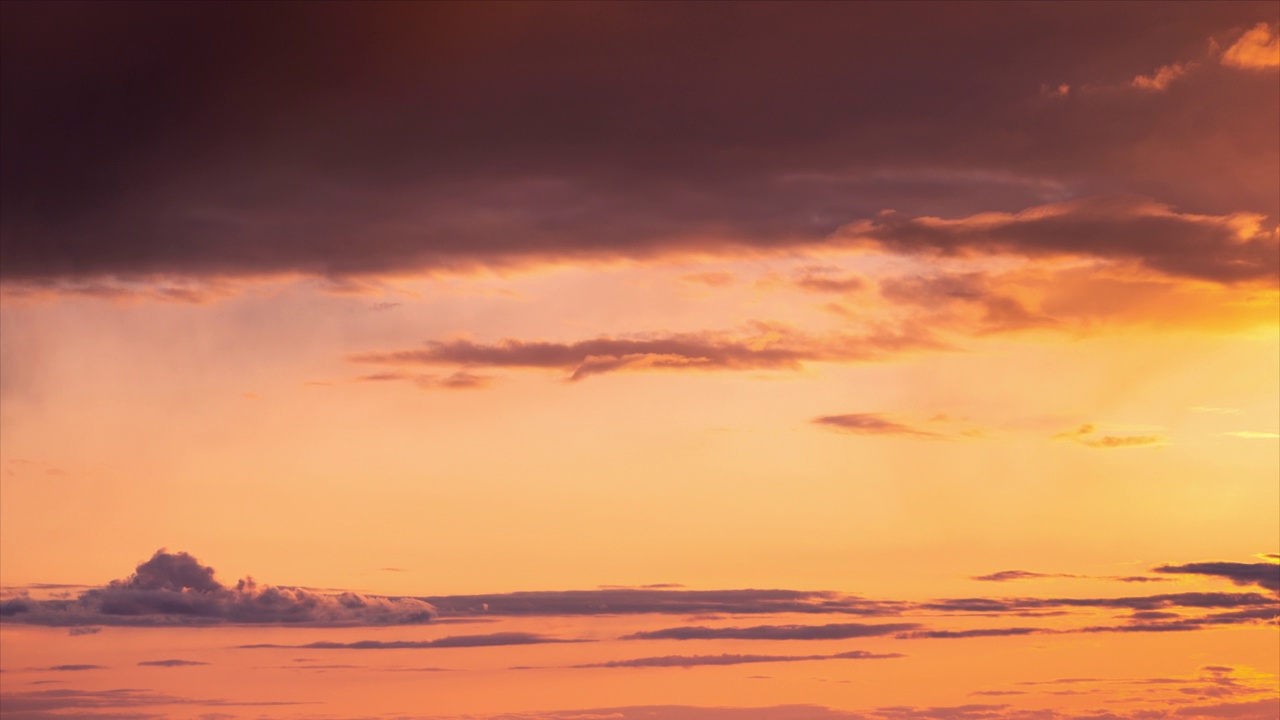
[811,414,944,439]
[572,650,903,669]
[353,323,944,381]
[971,571,1078,582]
[1155,561,1280,592]
[419,587,907,618]
[240,633,580,650]
[623,622,919,641]
[878,272,1057,333]
[851,196,1278,284]
[0,550,435,627]
[895,628,1043,640]
[0,687,308,719]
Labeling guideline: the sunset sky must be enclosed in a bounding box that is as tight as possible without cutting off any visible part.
[1,2,1278,719]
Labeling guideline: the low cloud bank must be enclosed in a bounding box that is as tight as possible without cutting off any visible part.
[0,550,435,627]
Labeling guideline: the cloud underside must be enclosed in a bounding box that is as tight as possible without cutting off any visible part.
[1,6,1276,287]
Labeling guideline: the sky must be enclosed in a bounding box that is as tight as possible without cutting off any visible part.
[0,2,1278,718]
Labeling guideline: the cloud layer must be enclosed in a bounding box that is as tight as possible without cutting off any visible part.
[2,5,1275,287]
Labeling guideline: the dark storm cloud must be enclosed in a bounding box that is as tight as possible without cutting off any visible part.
[1154,562,1280,592]
[623,622,919,641]
[2,3,1275,286]
[352,323,945,381]
[811,414,944,439]
[0,550,435,627]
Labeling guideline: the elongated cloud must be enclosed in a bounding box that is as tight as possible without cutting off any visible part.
[420,588,907,618]
[240,633,579,650]
[573,650,902,669]
[1053,424,1165,449]
[0,550,435,627]
[847,197,1278,284]
[896,628,1043,639]
[624,622,919,641]
[971,570,1168,583]
[971,571,1078,582]
[353,323,944,381]
[812,414,944,439]
[1155,561,1280,592]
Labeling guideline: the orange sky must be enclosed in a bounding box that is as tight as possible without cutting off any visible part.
[1,3,1277,719]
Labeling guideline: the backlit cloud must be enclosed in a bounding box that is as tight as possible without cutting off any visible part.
[1053,424,1165,449]
[1222,23,1280,70]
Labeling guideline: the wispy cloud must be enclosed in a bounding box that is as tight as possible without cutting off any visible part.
[624,622,919,641]
[352,322,944,382]
[1053,424,1165,449]
[570,650,903,669]
[811,414,945,439]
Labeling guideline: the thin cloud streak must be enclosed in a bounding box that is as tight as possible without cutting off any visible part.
[569,650,903,669]
[624,622,919,641]
[811,414,945,439]
[352,323,945,381]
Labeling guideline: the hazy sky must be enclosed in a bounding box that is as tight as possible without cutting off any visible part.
[1,3,1277,719]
